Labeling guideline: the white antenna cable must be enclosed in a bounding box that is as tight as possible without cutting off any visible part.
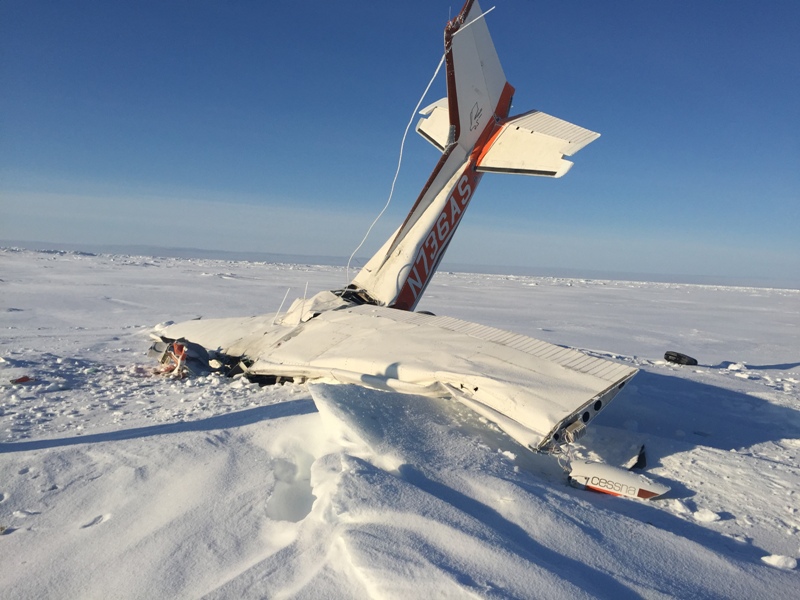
[344,6,496,285]
[345,52,446,284]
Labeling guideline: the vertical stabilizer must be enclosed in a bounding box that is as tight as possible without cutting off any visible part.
[347,0,599,311]
[448,1,507,152]
[349,0,512,310]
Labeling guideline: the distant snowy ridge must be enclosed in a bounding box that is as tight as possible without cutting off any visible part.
[4,241,797,289]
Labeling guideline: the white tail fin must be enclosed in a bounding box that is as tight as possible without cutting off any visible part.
[347,0,598,311]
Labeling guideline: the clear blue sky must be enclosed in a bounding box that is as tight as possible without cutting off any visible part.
[2,1,798,286]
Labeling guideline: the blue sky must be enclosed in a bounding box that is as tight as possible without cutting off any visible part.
[2,1,798,286]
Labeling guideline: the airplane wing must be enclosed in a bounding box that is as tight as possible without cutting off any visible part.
[155,300,636,452]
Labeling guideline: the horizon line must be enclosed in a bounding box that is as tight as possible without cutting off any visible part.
[2,239,797,291]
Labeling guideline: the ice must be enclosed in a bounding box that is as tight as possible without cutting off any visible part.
[1,248,798,598]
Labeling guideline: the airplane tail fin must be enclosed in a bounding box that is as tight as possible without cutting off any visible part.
[348,0,510,310]
[347,0,599,310]
[445,1,511,152]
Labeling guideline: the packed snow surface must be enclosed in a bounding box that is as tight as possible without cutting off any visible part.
[1,248,798,598]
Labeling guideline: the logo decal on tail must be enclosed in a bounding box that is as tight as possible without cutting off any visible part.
[469,102,484,131]
[400,171,477,308]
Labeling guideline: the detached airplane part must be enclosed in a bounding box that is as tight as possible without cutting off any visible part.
[569,461,670,500]
[151,0,636,454]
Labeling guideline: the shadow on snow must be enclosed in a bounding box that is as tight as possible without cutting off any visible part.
[596,369,800,456]
[0,399,317,454]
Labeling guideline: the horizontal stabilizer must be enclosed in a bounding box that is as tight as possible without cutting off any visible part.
[415,98,450,152]
[477,110,600,177]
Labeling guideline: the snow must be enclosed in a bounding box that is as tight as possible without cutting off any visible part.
[762,555,798,570]
[1,247,798,598]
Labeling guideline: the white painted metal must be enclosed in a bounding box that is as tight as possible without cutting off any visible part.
[477,111,600,177]
[155,291,636,451]
[569,460,671,500]
[450,0,507,151]
[349,149,472,308]
[416,98,450,151]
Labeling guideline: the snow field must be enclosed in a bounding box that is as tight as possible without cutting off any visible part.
[1,248,798,598]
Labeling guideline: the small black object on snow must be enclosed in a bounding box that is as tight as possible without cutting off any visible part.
[664,351,698,366]
[628,445,647,470]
